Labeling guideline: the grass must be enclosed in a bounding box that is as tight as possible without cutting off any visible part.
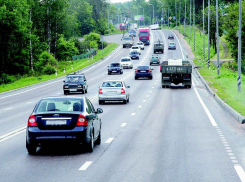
[173,25,245,116]
[104,29,128,35]
[0,43,118,93]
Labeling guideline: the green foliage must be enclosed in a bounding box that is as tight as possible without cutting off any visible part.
[43,64,56,75]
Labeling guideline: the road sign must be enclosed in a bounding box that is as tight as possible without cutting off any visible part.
[161,18,163,21]
[173,16,176,20]
[169,16,172,20]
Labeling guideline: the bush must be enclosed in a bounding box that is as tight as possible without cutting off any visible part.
[35,51,58,72]
[43,64,56,75]
[0,73,16,84]
[98,41,108,49]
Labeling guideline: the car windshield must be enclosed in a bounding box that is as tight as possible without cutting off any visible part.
[132,47,138,49]
[130,52,138,55]
[129,30,135,33]
[137,43,143,45]
[152,57,158,59]
[123,38,132,41]
[102,81,123,87]
[65,76,84,83]
[36,98,83,112]
[137,66,149,70]
[139,32,149,36]
[121,59,130,62]
[110,63,120,67]
[169,43,175,45]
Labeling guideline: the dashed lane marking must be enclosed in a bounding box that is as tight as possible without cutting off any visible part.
[131,113,136,116]
[26,102,33,104]
[4,108,12,111]
[79,161,93,171]
[121,123,127,127]
[105,138,114,144]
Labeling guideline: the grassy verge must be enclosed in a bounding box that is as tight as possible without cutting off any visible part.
[0,43,118,93]
[175,25,245,116]
[104,29,128,35]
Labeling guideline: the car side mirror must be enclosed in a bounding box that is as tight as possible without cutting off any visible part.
[127,86,130,88]
[95,108,103,114]
[151,68,154,70]
[63,80,65,83]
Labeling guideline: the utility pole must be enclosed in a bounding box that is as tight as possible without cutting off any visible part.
[179,0,181,32]
[193,0,195,52]
[175,0,177,29]
[168,8,170,29]
[208,0,210,69]
[122,13,124,37]
[149,4,154,25]
[216,0,220,75]
[107,3,110,35]
[184,0,186,36]
[203,0,205,63]
[238,0,242,92]
[189,0,191,44]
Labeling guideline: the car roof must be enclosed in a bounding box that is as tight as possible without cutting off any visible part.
[121,57,131,59]
[41,96,85,100]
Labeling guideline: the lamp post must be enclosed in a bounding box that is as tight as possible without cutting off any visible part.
[189,0,191,44]
[184,0,186,36]
[148,3,154,25]
[203,0,205,63]
[193,0,195,52]
[107,3,110,35]
[216,0,219,75]
[208,0,210,69]
[141,7,144,27]
[158,1,163,29]
[238,0,242,92]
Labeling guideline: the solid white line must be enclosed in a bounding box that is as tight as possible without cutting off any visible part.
[79,161,93,171]
[146,95,149,97]
[105,138,114,143]
[138,106,142,108]
[26,102,33,104]
[143,100,146,102]
[0,126,26,140]
[121,123,127,127]
[57,93,61,95]
[4,107,12,111]
[152,87,155,88]
[131,113,136,116]
[192,81,218,127]
[234,165,245,182]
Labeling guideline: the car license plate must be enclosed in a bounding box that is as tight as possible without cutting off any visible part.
[46,120,66,125]
[70,89,77,91]
[112,71,117,72]
[107,91,117,95]
[141,71,146,72]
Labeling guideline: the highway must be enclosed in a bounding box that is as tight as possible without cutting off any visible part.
[1,30,245,182]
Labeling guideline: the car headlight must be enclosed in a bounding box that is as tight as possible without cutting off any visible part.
[78,85,82,88]
[64,86,69,88]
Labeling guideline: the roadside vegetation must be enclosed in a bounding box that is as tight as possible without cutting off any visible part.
[0,43,118,93]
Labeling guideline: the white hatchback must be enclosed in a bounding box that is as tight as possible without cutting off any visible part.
[120,57,133,69]
[136,42,145,50]
[130,46,141,55]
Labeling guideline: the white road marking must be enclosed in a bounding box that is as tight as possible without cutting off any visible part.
[105,138,114,143]
[79,161,93,171]
[156,80,158,81]
[121,123,127,127]
[234,165,245,182]
[192,81,217,126]
[154,83,157,85]
[146,95,149,97]
[232,160,239,163]
[4,108,12,111]
[0,126,26,143]
[143,100,146,102]
[57,93,61,95]
[138,106,142,109]
[26,102,33,104]
[131,113,136,116]
[228,153,234,156]
[227,150,232,153]
[152,87,155,89]
[150,91,152,93]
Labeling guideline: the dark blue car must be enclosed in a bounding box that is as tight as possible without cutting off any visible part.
[63,73,88,95]
[26,96,103,154]
[135,65,154,80]
[108,63,123,75]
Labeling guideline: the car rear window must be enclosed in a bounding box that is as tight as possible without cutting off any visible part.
[169,43,175,45]
[110,63,120,67]
[123,38,132,41]
[36,98,83,112]
[137,66,149,70]
[137,43,143,45]
[132,47,138,49]
[102,81,123,87]
[121,59,130,62]
[65,76,84,83]
[130,52,138,55]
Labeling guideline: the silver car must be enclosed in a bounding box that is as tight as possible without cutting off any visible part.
[98,80,130,104]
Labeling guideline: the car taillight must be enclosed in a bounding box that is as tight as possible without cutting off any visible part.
[99,88,103,94]
[135,70,138,73]
[121,88,125,94]
[164,74,168,77]
[186,75,190,77]
[148,70,151,73]
[76,114,88,126]
[28,115,37,127]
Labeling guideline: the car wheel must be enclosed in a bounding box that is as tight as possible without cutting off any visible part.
[162,85,165,88]
[87,133,94,153]
[64,91,68,95]
[99,100,104,105]
[143,48,145,50]
[150,63,152,65]
[81,89,85,94]
[135,76,138,80]
[108,72,111,75]
[95,130,101,145]
[26,141,36,155]
[123,100,127,104]
[127,97,129,103]
[149,76,153,80]
[85,88,88,93]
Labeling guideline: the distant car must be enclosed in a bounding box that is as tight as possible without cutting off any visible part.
[120,57,133,69]
[130,46,141,55]
[108,63,123,75]
[168,34,174,39]
[26,96,103,154]
[168,42,176,50]
[129,51,140,60]
[98,80,130,104]
[150,55,161,65]
[135,65,154,80]
[129,29,136,37]
[63,73,88,95]
[137,42,145,50]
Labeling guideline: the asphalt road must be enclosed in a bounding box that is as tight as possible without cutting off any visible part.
[1,30,245,182]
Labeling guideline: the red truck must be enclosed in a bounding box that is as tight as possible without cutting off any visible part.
[139,28,150,45]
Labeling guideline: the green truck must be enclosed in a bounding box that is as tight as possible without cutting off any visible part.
[160,59,192,88]
[153,39,164,53]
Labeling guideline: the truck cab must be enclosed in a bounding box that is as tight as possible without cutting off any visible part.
[139,28,150,45]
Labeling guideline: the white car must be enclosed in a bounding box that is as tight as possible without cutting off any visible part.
[120,57,133,69]
[136,42,144,50]
[130,46,141,55]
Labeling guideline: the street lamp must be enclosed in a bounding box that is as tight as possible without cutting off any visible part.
[148,3,154,25]
[157,1,163,30]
